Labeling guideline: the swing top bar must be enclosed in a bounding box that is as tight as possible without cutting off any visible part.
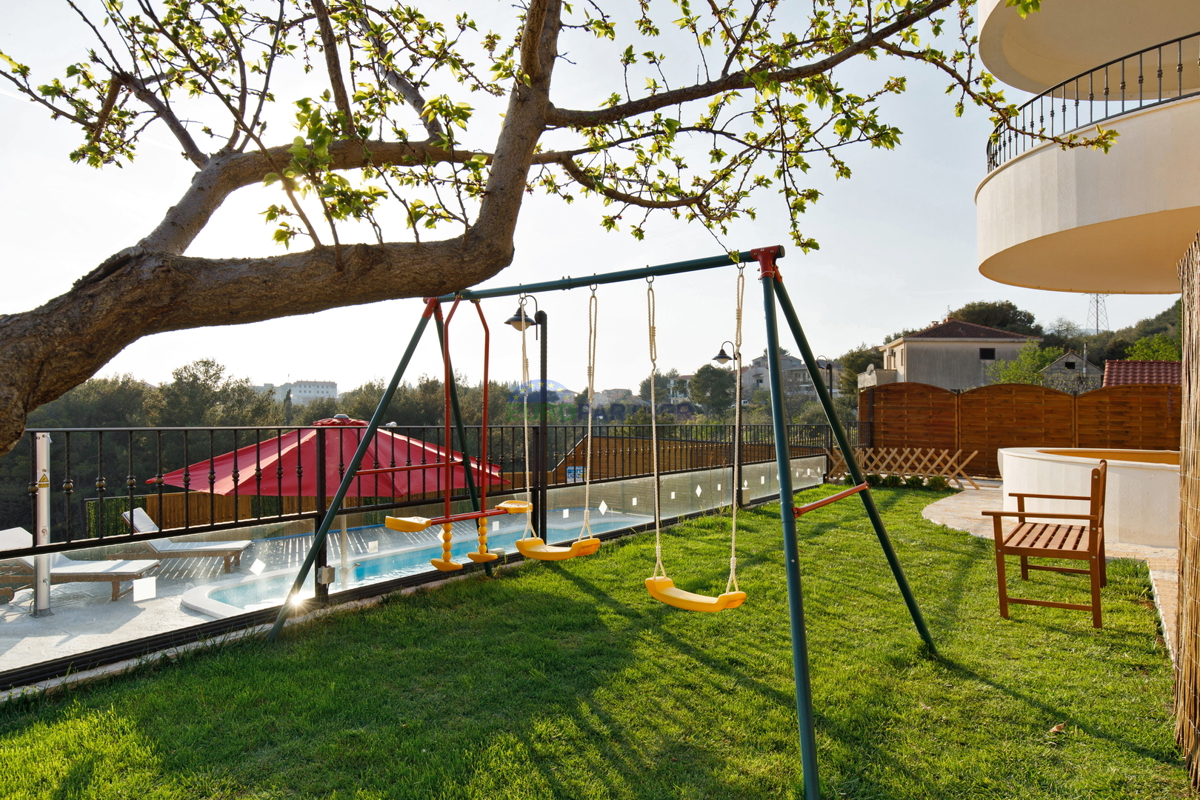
[434,247,784,303]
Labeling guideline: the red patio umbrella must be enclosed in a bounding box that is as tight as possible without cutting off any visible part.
[154,417,505,497]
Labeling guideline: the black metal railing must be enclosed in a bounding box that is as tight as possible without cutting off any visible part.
[0,422,851,556]
[987,31,1200,172]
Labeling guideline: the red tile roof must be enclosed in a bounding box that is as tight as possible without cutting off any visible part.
[1103,360,1182,386]
[903,319,1034,341]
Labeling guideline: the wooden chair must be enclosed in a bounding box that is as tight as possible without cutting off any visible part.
[982,460,1108,628]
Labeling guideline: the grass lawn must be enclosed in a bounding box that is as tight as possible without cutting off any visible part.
[0,487,1185,799]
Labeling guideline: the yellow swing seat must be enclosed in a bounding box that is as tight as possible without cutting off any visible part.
[645,576,746,612]
[515,537,602,561]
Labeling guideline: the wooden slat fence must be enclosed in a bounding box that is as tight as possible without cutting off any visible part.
[860,382,1181,478]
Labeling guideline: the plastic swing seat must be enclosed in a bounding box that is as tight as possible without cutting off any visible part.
[645,576,747,612]
[515,536,602,561]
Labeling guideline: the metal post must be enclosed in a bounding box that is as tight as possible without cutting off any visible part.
[33,433,52,617]
[268,302,436,641]
[756,250,820,800]
[772,278,936,653]
[537,310,549,541]
[733,404,744,508]
[434,312,480,510]
[314,428,329,603]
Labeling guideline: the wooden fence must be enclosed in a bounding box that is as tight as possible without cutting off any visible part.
[859,382,1181,477]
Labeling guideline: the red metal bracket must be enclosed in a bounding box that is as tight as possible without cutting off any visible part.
[794,482,868,517]
[421,297,440,318]
[751,246,782,280]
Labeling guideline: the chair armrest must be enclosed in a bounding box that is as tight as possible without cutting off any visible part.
[982,510,1098,521]
[1007,492,1091,502]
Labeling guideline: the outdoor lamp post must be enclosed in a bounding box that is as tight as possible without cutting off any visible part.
[713,340,744,508]
[507,297,548,539]
[815,355,834,396]
[815,355,835,452]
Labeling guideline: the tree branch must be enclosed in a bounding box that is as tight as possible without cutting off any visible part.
[546,0,954,127]
[559,156,705,209]
[115,72,209,168]
[130,139,487,256]
[312,0,354,134]
[0,231,517,458]
[520,0,551,81]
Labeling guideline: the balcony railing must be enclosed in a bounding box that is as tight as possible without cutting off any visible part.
[986,31,1200,172]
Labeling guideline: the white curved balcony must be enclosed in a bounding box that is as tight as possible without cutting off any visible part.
[976,95,1200,294]
[979,0,1200,93]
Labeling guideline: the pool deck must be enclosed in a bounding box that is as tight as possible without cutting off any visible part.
[0,521,467,677]
[923,481,1179,661]
[0,514,645,681]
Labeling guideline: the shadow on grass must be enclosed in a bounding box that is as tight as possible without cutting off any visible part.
[0,489,1184,800]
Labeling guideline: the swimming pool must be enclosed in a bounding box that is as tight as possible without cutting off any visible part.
[182,511,651,618]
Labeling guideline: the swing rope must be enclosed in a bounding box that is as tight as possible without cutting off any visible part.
[519,296,536,540]
[580,288,599,541]
[648,277,667,580]
[726,267,745,593]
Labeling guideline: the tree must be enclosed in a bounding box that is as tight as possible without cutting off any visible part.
[282,389,295,426]
[985,340,1062,386]
[837,344,884,396]
[0,0,1110,455]
[639,369,679,402]
[689,364,737,417]
[145,359,279,427]
[948,300,1043,336]
[26,375,151,429]
[1128,333,1182,361]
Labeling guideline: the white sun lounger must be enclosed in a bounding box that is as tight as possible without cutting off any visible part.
[0,527,159,602]
[121,508,252,573]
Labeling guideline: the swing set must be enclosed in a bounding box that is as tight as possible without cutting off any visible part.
[266,245,935,800]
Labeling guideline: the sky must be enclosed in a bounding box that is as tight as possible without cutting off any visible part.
[0,1,1178,403]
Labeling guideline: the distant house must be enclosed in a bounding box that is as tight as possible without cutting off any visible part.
[1040,351,1102,393]
[1103,360,1182,387]
[254,380,338,405]
[876,319,1035,392]
[742,353,820,399]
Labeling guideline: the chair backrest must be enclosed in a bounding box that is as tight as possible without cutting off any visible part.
[122,507,161,534]
[1089,460,1108,538]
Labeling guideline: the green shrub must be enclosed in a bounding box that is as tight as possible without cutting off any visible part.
[926,475,950,491]
[881,474,903,488]
[865,473,882,487]
[903,475,926,490]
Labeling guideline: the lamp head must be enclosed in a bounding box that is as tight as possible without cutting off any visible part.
[712,347,732,365]
[505,306,536,331]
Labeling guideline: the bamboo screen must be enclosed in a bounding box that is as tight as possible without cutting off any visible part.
[1175,234,1199,788]
[860,382,1181,478]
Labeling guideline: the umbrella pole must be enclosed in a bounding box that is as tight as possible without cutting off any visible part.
[267,301,437,642]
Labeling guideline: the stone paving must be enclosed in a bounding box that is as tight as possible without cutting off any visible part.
[923,481,1179,661]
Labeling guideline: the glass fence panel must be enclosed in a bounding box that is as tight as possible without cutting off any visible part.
[2,456,826,678]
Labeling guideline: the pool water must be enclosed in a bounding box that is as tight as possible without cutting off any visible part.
[208,512,649,612]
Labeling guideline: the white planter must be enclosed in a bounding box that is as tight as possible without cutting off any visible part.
[997,447,1179,549]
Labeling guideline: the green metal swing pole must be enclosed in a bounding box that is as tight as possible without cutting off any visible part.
[433,307,480,512]
[771,276,937,654]
[755,247,821,800]
[266,300,438,642]
[439,250,762,302]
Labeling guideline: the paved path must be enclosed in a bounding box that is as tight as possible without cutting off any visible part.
[923,482,1178,661]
